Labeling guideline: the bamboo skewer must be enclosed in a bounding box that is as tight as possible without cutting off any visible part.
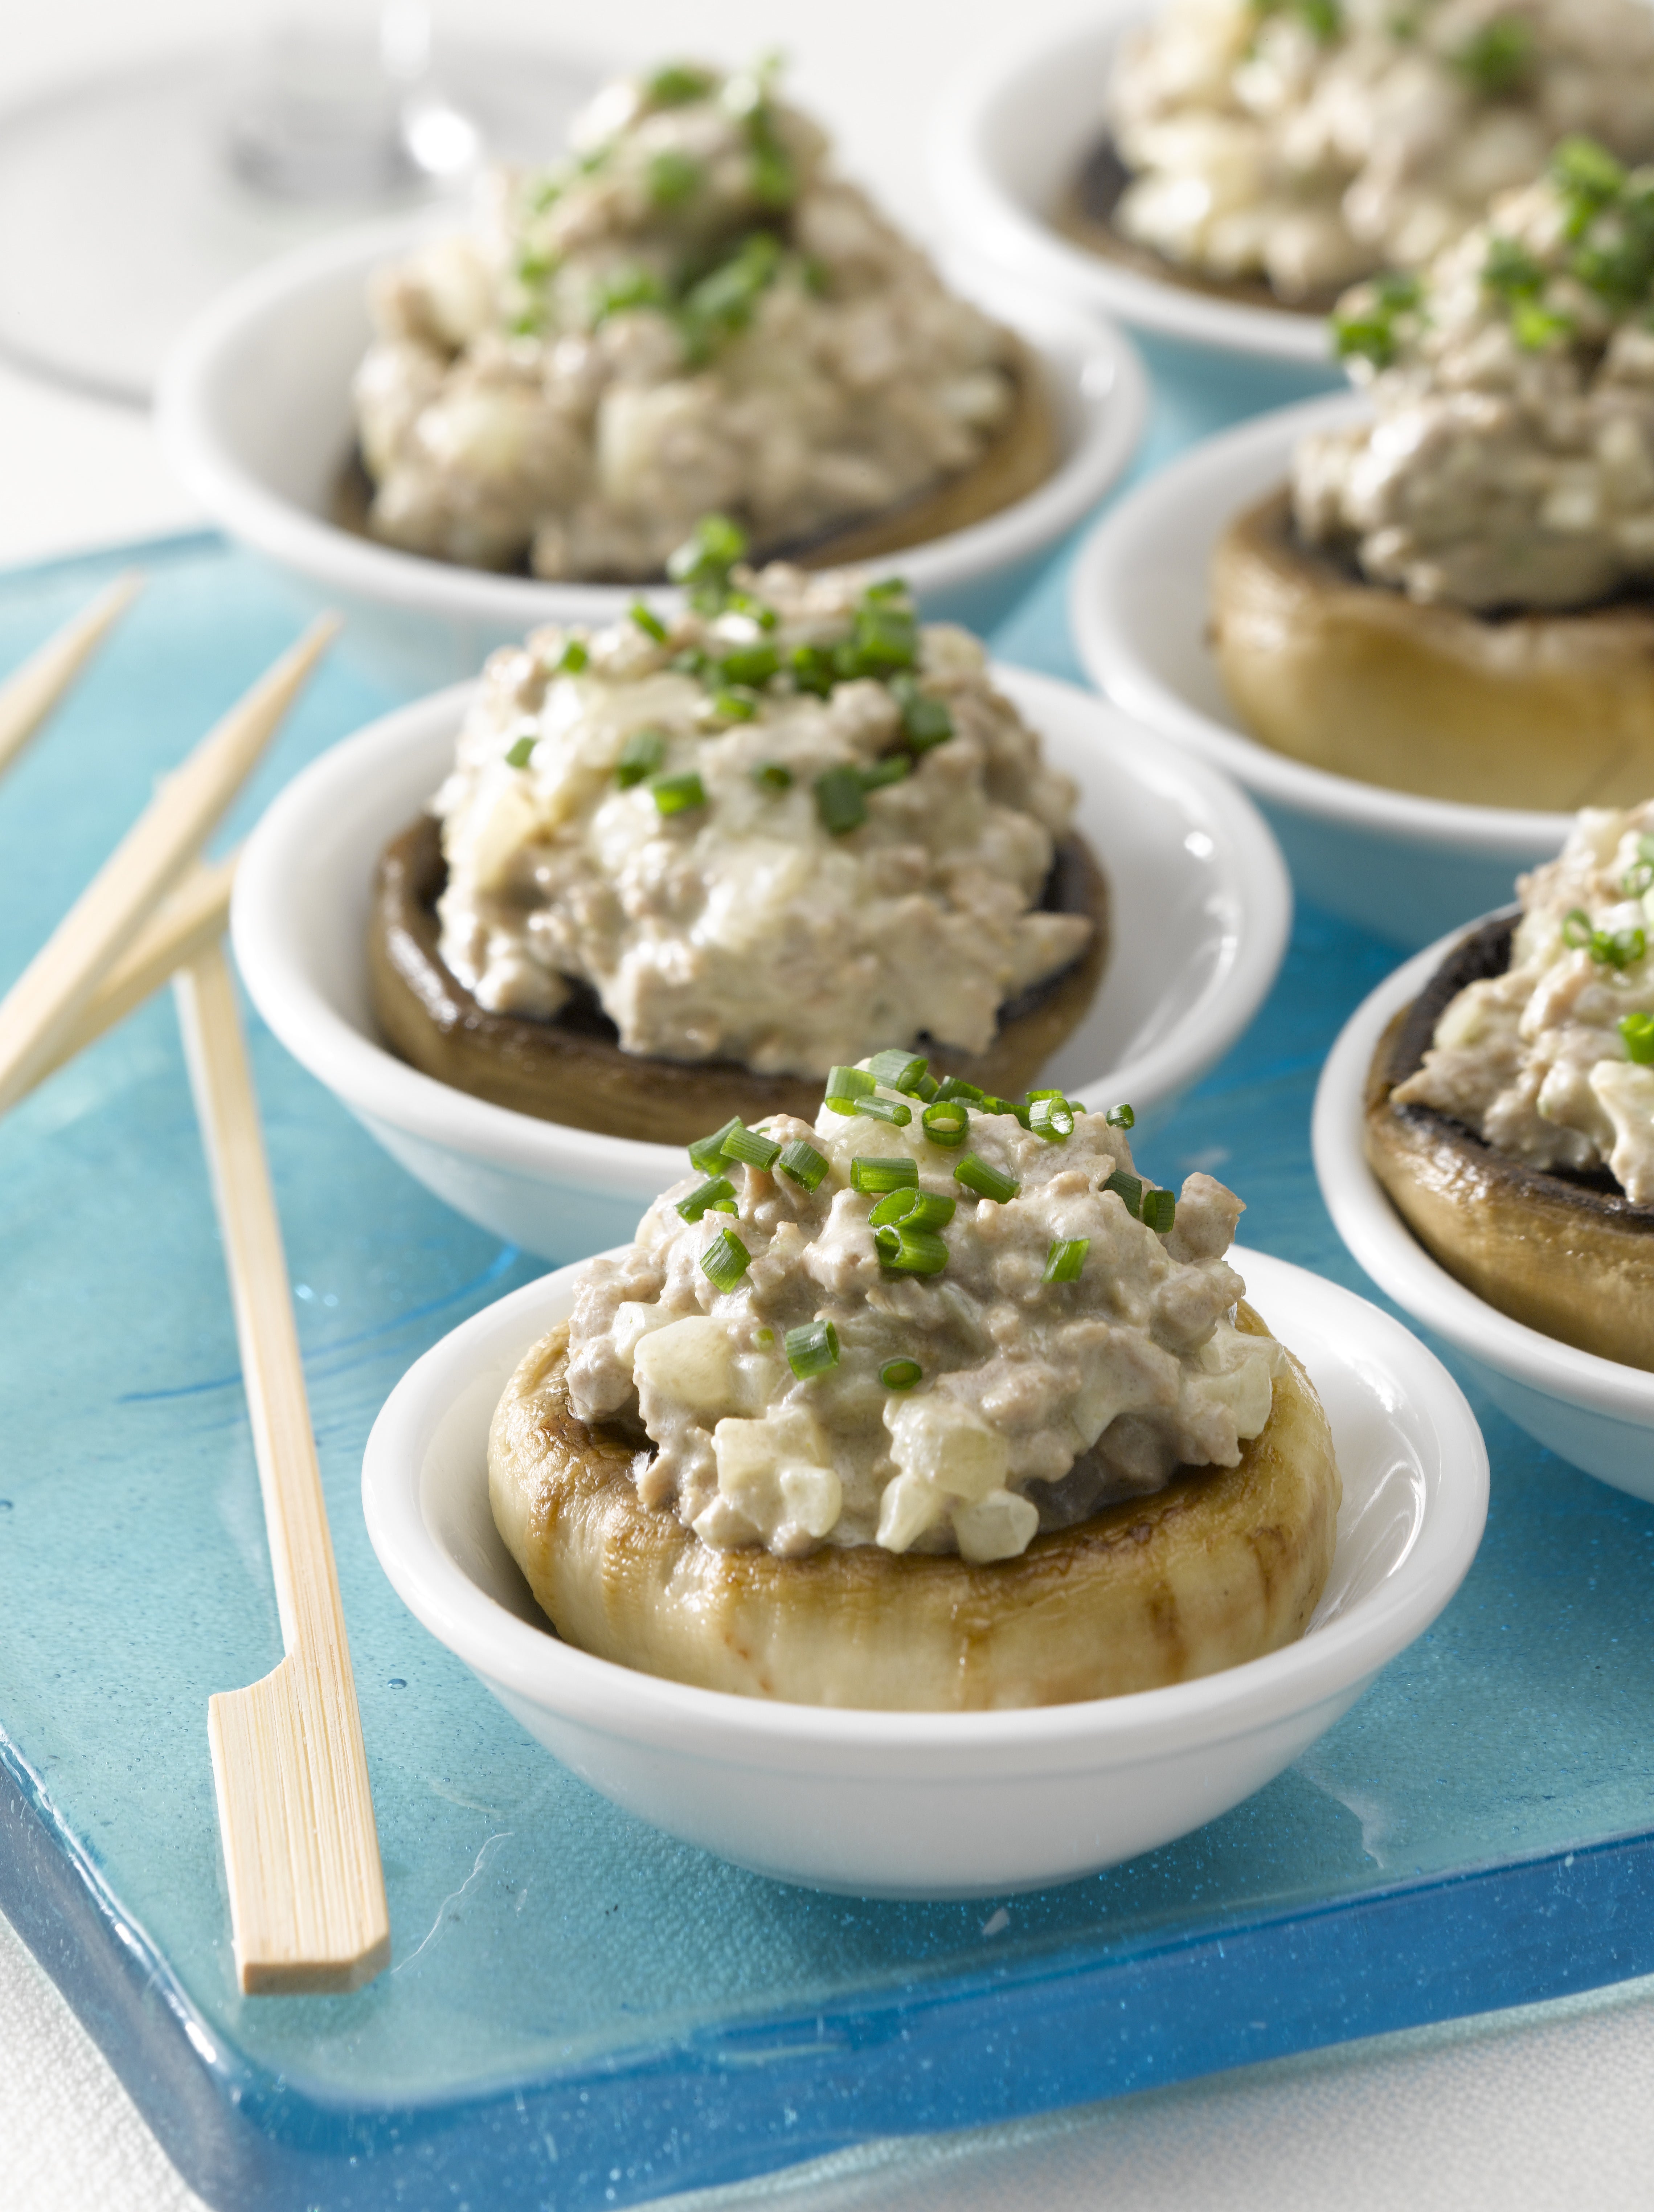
[174,943,390,1995]
[0,571,142,783]
[14,853,238,1101]
[0,616,336,1120]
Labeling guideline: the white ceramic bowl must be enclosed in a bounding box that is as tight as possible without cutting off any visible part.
[156,218,1149,694]
[930,10,1332,367]
[1069,392,1574,947]
[232,665,1291,1263]
[1313,926,1654,1502]
[360,1245,1487,1896]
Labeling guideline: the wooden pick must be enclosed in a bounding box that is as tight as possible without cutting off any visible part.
[173,943,390,1996]
[0,570,142,783]
[0,615,336,1120]
[17,852,237,1100]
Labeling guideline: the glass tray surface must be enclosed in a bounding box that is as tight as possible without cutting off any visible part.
[3,348,1653,2212]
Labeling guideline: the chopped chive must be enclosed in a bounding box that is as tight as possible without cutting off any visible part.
[858,755,911,792]
[726,590,778,629]
[677,1175,737,1222]
[1621,1011,1654,1065]
[1105,1103,1136,1129]
[853,1094,912,1127]
[913,1071,939,1101]
[505,734,536,769]
[688,1117,745,1173]
[825,1064,876,1113]
[752,762,793,793]
[982,1093,1032,1128]
[880,1357,923,1389]
[1563,909,1594,948]
[784,1318,839,1379]
[777,1138,829,1190]
[867,1048,930,1094]
[698,688,760,728]
[615,728,667,787]
[630,600,669,643]
[1105,1169,1143,1218]
[556,638,589,675]
[921,1099,969,1147]
[754,1325,775,1347]
[934,1075,986,1105]
[889,674,954,752]
[1622,835,1654,897]
[666,513,748,613]
[877,1188,955,1231]
[700,1227,751,1293]
[1142,1188,1177,1234]
[815,764,867,835]
[652,770,707,816]
[646,148,703,208]
[1029,1094,1075,1143]
[1043,1237,1089,1284]
[722,1126,783,1172]
[647,63,716,107]
[789,643,836,697]
[879,1226,950,1276]
[955,1152,1019,1204]
[716,640,780,688]
[852,1156,919,1195]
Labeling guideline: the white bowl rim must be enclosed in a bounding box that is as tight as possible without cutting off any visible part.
[1069,390,1581,855]
[360,1244,1489,1765]
[155,212,1150,625]
[1312,918,1654,1420]
[230,661,1294,1191]
[929,11,1334,366]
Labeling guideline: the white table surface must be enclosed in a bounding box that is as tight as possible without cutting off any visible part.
[6,3,1654,2207]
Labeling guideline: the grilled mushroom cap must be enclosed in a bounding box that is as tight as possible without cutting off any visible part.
[1364,911,1654,1370]
[367,813,1109,1144]
[487,1302,1341,1711]
[1210,487,1654,811]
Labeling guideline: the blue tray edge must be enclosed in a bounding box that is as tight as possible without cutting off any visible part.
[9,1724,1654,2212]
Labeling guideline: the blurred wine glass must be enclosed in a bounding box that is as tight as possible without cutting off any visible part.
[0,2,598,405]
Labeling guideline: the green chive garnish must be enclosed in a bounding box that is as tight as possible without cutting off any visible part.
[851,1156,918,1195]
[630,600,669,643]
[688,1117,744,1173]
[777,1138,829,1190]
[752,762,792,793]
[647,63,716,107]
[878,1226,950,1275]
[646,148,703,208]
[652,770,706,816]
[505,734,536,769]
[700,1227,751,1293]
[1029,1093,1075,1143]
[825,1065,875,1113]
[1564,908,1647,968]
[934,1076,986,1105]
[717,641,780,689]
[785,1318,839,1379]
[880,1357,923,1389]
[815,765,867,835]
[1105,1103,1136,1129]
[1043,1237,1089,1284]
[1105,1169,1143,1218]
[790,643,836,697]
[666,513,748,612]
[557,638,589,675]
[677,1176,737,1222]
[1621,1012,1654,1065]
[921,1099,969,1147]
[889,674,954,752]
[853,1094,911,1127]
[868,1188,956,1230]
[1142,1188,1176,1234]
[700,689,759,726]
[955,1152,1019,1204]
[867,1049,930,1094]
[615,728,667,787]
[1622,836,1654,898]
[722,1126,783,1172]
[858,755,911,792]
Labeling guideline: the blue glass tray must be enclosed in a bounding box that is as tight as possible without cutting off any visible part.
[4,344,1654,2212]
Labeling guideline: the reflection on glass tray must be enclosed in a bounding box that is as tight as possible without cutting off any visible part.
[1,520,1652,2212]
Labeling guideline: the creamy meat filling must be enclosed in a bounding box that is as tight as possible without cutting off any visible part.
[1106,0,1654,304]
[562,1060,1280,1562]
[353,58,1018,578]
[1395,803,1654,1199]
[1296,141,1654,610]
[432,554,1091,1076]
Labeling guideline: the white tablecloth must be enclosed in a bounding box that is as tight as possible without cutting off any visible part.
[6,3,1654,2205]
